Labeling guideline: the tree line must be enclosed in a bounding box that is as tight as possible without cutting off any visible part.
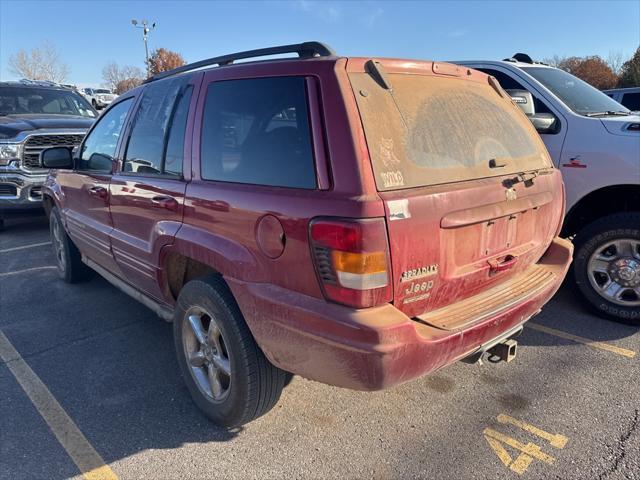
[543,49,640,89]
[8,43,186,94]
[7,42,640,94]
[101,48,186,93]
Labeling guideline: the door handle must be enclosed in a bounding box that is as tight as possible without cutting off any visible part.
[488,255,518,274]
[151,196,178,211]
[88,186,108,199]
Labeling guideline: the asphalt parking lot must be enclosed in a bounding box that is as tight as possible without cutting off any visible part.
[1,215,638,480]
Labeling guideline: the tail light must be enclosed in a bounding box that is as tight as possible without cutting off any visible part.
[310,218,392,308]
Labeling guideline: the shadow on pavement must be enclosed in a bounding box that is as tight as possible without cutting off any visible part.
[519,278,639,346]
[1,212,47,231]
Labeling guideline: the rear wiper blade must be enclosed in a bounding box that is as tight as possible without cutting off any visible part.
[584,111,631,117]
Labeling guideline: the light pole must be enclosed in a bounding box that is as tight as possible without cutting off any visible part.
[131,19,156,77]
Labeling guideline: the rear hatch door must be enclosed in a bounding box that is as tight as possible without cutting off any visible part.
[348,59,564,323]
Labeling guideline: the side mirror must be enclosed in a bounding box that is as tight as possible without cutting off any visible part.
[41,147,74,169]
[529,113,558,134]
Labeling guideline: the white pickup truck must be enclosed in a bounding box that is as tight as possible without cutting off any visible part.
[456,54,640,323]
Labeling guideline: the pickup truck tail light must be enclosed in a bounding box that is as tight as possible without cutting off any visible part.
[310,218,392,308]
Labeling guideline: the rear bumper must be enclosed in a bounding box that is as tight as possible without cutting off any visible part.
[228,237,573,391]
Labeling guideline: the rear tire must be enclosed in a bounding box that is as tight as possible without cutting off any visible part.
[573,213,640,325]
[49,207,90,283]
[173,275,286,427]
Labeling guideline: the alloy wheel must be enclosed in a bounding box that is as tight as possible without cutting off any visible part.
[182,307,232,402]
[51,217,66,272]
[587,238,640,307]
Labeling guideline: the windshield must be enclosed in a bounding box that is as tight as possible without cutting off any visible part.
[0,86,96,117]
[522,67,630,116]
[95,89,111,94]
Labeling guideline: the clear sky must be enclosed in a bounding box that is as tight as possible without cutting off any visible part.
[1,0,638,86]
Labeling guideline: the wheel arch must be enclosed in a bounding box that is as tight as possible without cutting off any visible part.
[562,184,640,237]
[159,224,262,303]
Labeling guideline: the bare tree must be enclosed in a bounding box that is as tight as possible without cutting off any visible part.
[115,77,144,95]
[102,62,144,91]
[8,42,69,83]
[542,54,566,68]
[607,51,625,76]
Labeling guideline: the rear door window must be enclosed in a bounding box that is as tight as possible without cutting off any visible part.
[349,72,550,190]
[124,76,192,176]
[200,77,316,189]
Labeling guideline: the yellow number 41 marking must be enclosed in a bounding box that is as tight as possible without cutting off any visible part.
[483,414,569,475]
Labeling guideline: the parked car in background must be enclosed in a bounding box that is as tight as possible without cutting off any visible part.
[456,54,640,323]
[603,87,640,112]
[81,87,117,110]
[0,80,96,230]
[41,42,572,426]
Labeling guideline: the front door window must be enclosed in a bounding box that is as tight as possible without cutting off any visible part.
[79,98,133,171]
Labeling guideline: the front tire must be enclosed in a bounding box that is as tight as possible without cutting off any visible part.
[573,213,640,325]
[49,207,89,283]
[173,275,286,427]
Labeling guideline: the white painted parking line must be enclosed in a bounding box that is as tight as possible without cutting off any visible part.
[0,330,118,480]
[0,266,57,277]
[0,241,51,254]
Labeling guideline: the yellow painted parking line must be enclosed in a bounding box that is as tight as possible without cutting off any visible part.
[526,322,636,359]
[0,266,57,277]
[498,414,568,449]
[0,241,51,253]
[0,331,118,480]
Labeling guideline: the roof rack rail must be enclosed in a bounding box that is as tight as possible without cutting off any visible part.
[145,41,336,84]
[18,79,62,87]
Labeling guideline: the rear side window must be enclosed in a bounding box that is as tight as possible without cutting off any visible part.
[350,72,550,190]
[124,76,192,176]
[621,93,640,111]
[200,77,316,189]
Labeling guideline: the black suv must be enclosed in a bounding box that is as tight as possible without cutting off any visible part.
[0,80,97,229]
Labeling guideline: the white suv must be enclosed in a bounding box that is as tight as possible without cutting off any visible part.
[603,87,640,112]
[81,88,117,109]
[456,54,640,323]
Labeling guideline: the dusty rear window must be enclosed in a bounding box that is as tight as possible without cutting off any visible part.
[349,72,551,190]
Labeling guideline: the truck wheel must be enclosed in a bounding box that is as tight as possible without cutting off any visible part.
[173,275,286,427]
[49,207,89,283]
[573,213,640,325]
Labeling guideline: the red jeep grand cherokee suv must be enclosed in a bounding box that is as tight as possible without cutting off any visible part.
[41,42,572,427]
